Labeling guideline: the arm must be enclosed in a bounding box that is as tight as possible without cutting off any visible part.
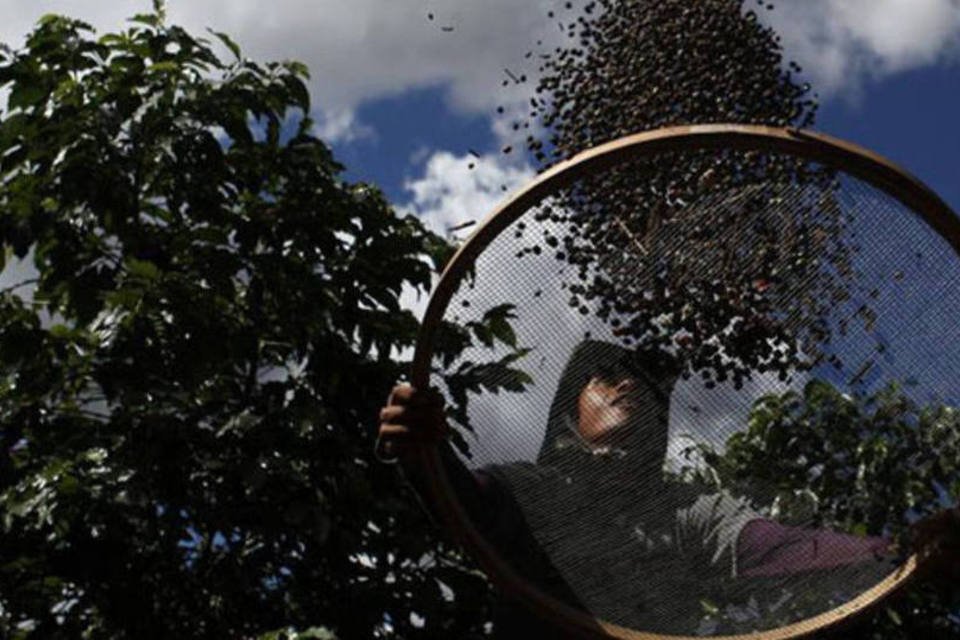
[377,384,505,533]
[377,385,561,584]
[738,504,960,579]
[675,491,892,580]
[737,518,890,578]
[413,442,506,530]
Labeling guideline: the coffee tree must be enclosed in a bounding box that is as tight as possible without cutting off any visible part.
[0,4,520,638]
[683,381,960,637]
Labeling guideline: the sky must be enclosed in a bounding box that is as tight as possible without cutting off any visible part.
[1,0,959,467]
[1,1,954,225]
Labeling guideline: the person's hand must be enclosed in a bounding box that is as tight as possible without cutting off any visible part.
[908,505,960,588]
[375,384,449,463]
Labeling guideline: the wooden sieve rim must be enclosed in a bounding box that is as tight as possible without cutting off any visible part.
[409,124,957,640]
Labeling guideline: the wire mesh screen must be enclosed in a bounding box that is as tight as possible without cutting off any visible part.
[425,145,959,636]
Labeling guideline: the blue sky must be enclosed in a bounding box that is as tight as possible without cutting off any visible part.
[332,60,960,224]
[818,63,960,213]
[334,85,493,204]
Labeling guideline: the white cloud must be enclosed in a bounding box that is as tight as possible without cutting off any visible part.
[402,150,534,238]
[0,1,564,142]
[4,1,957,143]
[761,0,960,97]
[312,107,375,144]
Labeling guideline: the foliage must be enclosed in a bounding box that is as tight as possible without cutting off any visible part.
[430,303,533,458]
[0,4,529,638]
[257,626,338,640]
[680,380,960,637]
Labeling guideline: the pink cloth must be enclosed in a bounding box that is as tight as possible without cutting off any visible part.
[737,518,890,578]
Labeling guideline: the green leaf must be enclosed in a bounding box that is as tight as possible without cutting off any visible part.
[256,627,338,640]
[700,599,720,616]
[285,60,310,80]
[469,322,493,348]
[207,28,241,60]
[48,323,72,339]
[282,75,310,111]
[36,13,63,28]
[885,607,903,626]
[147,61,180,74]
[97,33,126,46]
[8,83,47,110]
[129,13,161,28]
[124,257,160,281]
[488,314,516,348]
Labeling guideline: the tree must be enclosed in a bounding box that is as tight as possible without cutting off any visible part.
[0,4,508,638]
[683,380,960,637]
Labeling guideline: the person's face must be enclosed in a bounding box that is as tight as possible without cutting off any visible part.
[576,368,654,445]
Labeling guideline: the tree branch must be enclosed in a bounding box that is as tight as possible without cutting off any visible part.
[0,277,40,296]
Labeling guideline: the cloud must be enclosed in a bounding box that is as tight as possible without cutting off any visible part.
[4,1,957,144]
[761,0,960,97]
[312,108,375,144]
[0,1,563,143]
[402,150,535,238]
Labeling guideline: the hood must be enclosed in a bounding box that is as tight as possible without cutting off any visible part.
[476,339,687,620]
[536,340,680,473]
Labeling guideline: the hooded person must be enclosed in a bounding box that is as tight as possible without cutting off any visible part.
[471,340,774,633]
[380,340,910,636]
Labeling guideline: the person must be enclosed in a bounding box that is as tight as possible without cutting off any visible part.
[378,340,959,636]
